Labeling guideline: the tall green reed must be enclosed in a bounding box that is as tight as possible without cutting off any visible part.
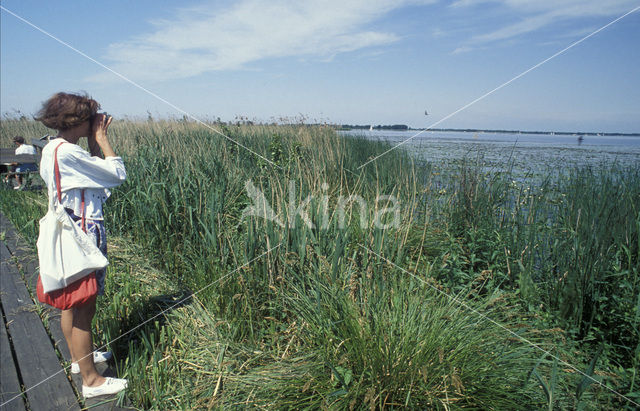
[2,118,636,408]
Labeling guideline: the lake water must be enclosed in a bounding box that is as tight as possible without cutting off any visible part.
[342,130,640,178]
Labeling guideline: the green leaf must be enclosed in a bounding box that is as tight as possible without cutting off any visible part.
[576,346,603,401]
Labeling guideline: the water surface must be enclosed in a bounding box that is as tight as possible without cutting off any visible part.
[342,130,640,178]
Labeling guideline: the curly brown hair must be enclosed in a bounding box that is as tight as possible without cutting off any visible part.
[34,92,100,131]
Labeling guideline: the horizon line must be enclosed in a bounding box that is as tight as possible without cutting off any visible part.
[1,113,638,136]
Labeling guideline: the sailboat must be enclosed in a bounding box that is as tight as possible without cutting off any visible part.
[369,125,374,131]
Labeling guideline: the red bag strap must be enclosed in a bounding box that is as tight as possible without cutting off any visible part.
[53,141,65,203]
[53,141,87,233]
[81,190,86,232]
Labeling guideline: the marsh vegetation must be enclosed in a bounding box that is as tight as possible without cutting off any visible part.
[1,118,638,409]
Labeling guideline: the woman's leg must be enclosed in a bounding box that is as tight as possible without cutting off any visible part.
[72,297,105,387]
[60,309,76,362]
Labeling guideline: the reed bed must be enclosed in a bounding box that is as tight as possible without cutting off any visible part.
[1,118,638,409]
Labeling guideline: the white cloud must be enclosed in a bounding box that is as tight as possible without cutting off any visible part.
[431,28,447,38]
[452,0,639,50]
[95,0,436,82]
[451,46,473,54]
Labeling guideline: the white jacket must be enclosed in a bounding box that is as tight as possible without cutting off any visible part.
[40,139,127,220]
[15,144,37,155]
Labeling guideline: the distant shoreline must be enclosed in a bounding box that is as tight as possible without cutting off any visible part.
[338,125,640,137]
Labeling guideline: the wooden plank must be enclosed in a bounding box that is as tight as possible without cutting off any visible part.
[0,309,27,411]
[0,213,72,362]
[0,244,80,411]
[0,148,14,157]
[1,214,134,410]
[0,214,23,259]
[0,212,17,238]
[1,213,42,316]
[0,215,39,310]
[0,153,40,165]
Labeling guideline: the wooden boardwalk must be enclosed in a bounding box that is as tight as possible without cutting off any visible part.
[0,212,132,411]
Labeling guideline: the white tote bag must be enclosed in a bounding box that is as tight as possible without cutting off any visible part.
[36,141,109,293]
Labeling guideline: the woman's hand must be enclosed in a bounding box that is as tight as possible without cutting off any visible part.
[90,113,117,158]
[92,113,112,142]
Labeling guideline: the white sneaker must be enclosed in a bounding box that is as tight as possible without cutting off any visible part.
[82,377,128,398]
[71,351,113,374]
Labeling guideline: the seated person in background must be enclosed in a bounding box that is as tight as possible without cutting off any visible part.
[12,135,38,189]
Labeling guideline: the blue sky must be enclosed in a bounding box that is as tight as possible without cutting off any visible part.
[1,0,639,132]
